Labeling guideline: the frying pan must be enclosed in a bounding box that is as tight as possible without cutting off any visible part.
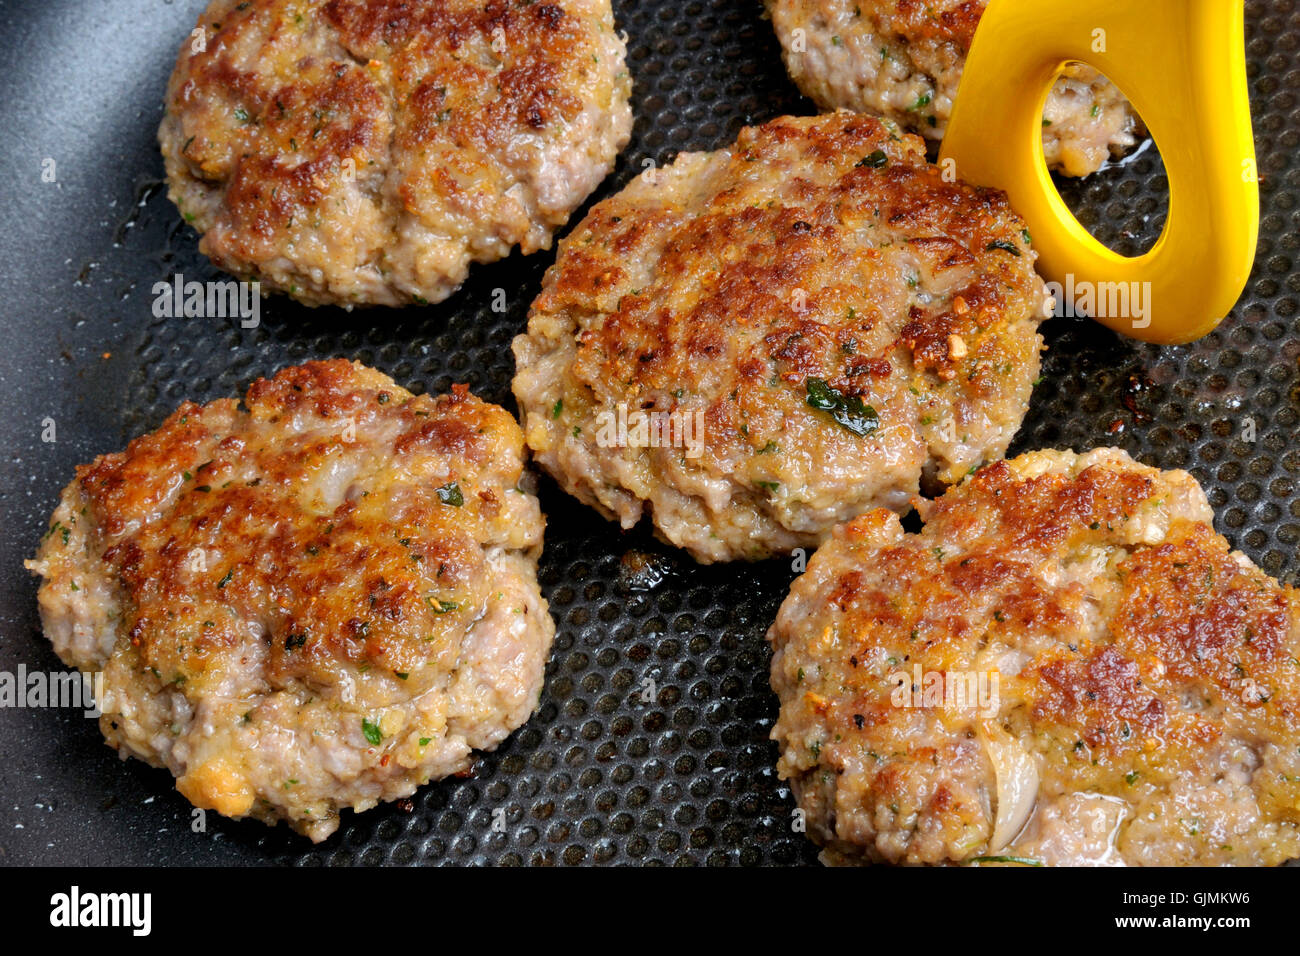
[0,0,1293,866]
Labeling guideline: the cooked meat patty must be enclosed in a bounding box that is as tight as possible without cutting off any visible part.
[26,360,552,841]
[766,0,1143,177]
[512,112,1047,563]
[159,0,632,307]
[769,447,1300,866]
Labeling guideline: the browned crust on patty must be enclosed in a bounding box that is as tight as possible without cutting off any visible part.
[890,0,983,49]
[29,360,553,839]
[769,448,1300,865]
[514,112,1045,562]
[75,361,524,687]
[161,0,631,305]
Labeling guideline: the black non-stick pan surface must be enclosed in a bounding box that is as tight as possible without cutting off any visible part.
[0,0,1297,866]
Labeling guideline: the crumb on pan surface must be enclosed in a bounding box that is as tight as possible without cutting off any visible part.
[27,359,553,841]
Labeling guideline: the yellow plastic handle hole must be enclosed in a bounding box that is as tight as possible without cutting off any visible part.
[939,0,1258,345]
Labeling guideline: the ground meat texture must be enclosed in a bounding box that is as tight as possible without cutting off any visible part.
[26,360,553,841]
[512,112,1046,563]
[766,0,1144,177]
[159,0,632,307]
[768,447,1300,866]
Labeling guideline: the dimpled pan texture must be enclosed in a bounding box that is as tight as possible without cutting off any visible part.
[3,0,1297,867]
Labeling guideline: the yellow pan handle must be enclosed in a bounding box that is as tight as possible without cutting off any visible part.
[938,0,1258,345]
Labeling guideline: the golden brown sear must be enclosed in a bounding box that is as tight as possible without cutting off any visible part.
[27,360,552,841]
[514,111,1046,563]
[769,447,1300,865]
[160,0,632,306]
